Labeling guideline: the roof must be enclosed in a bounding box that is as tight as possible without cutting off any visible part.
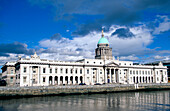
[98,37,109,44]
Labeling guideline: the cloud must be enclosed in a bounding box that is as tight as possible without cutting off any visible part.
[28,0,170,35]
[111,28,134,38]
[120,54,139,61]
[153,15,170,34]
[38,24,155,61]
[0,42,35,66]
[0,42,34,56]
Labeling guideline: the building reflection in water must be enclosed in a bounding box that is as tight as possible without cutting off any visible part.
[0,90,170,111]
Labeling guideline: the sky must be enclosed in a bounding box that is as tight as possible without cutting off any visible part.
[0,0,170,68]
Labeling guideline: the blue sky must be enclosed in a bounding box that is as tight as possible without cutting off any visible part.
[0,0,170,67]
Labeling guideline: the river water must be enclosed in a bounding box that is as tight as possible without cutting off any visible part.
[0,90,170,111]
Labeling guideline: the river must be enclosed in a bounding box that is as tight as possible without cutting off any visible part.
[0,90,170,111]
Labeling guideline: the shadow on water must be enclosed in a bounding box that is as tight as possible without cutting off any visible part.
[0,90,170,111]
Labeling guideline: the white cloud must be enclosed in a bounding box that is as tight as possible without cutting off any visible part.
[153,15,170,34]
[120,54,139,61]
[38,24,154,61]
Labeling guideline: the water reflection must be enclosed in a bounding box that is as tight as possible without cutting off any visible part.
[0,90,170,111]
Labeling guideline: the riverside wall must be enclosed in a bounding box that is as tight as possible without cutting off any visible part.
[0,83,170,98]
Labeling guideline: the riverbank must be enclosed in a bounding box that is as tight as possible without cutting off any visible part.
[0,83,170,98]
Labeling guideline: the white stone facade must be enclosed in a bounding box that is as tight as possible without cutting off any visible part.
[1,52,167,87]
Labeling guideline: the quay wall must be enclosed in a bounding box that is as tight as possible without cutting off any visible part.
[0,83,170,97]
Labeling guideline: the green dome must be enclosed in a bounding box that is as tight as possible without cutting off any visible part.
[98,37,109,44]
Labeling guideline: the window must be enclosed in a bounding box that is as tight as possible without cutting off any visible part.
[119,63,121,65]
[33,68,36,73]
[55,68,57,73]
[87,69,89,74]
[23,77,26,83]
[100,69,102,74]
[43,68,46,73]
[50,68,52,73]
[80,69,82,74]
[11,69,14,74]
[71,69,73,74]
[66,69,68,74]
[75,68,78,74]
[94,62,95,64]
[10,77,13,82]
[136,71,138,75]
[100,62,102,64]
[124,63,126,65]
[24,67,27,73]
[130,70,132,74]
[60,68,63,73]
[43,77,46,82]
[87,61,89,63]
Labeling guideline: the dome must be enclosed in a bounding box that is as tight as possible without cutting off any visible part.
[98,37,109,44]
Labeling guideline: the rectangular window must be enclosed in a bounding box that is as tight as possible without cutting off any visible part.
[23,77,26,83]
[60,68,63,73]
[87,69,89,74]
[43,77,46,82]
[66,69,68,74]
[24,67,27,73]
[71,69,73,74]
[33,68,36,73]
[11,69,14,74]
[50,68,52,73]
[43,68,46,73]
[10,77,13,82]
[75,68,78,74]
[55,68,57,73]
[80,69,82,74]
[100,69,102,74]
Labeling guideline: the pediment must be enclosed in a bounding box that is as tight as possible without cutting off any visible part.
[105,61,119,67]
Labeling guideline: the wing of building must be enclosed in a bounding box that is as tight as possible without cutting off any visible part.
[1,31,168,86]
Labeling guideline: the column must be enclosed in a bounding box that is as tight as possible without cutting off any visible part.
[63,76,65,84]
[117,70,119,83]
[78,76,80,84]
[105,68,107,83]
[91,68,93,85]
[30,66,33,86]
[52,76,55,85]
[97,68,99,83]
[83,68,85,84]
[58,76,60,85]
[68,76,70,85]
[141,76,143,83]
[114,69,116,83]
[109,68,112,83]
[37,66,40,85]
[47,76,49,86]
